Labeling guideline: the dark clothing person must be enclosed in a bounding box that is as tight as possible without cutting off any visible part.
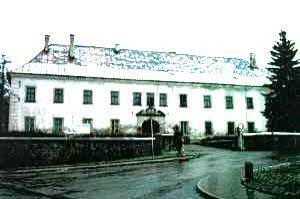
[173,125,183,155]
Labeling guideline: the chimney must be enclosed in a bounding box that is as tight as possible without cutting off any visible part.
[44,35,50,53]
[69,34,75,59]
[114,43,120,53]
[249,53,257,68]
[169,52,176,57]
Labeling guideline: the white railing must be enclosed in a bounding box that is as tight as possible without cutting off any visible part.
[243,132,300,136]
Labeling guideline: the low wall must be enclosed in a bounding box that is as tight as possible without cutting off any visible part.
[0,137,160,169]
[198,135,237,149]
[243,132,300,151]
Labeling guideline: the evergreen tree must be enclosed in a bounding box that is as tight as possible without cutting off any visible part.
[264,30,300,132]
[0,55,10,133]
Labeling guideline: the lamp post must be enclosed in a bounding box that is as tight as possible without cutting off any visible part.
[238,123,244,151]
[150,112,154,160]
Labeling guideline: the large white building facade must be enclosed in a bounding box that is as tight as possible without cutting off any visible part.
[8,35,269,138]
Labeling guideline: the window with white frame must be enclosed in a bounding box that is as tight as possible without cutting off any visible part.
[25,116,35,132]
[111,119,120,135]
[133,92,141,106]
[159,93,167,107]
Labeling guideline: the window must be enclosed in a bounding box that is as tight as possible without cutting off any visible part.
[247,122,255,133]
[225,96,233,109]
[246,97,254,109]
[111,91,119,105]
[25,86,36,103]
[82,118,93,129]
[24,116,35,132]
[296,88,300,97]
[159,93,168,107]
[227,122,235,135]
[203,95,212,108]
[53,88,64,103]
[111,119,120,135]
[133,92,141,106]
[53,117,64,134]
[83,90,93,104]
[179,94,187,107]
[180,121,189,135]
[147,93,154,107]
[205,121,212,135]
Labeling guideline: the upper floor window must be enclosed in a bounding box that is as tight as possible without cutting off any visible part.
[133,92,141,106]
[159,93,168,107]
[203,95,212,108]
[111,119,120,135]
[147,93,154,107]
[53,88,64,103]
[111,91,119,105]
[83,90,93,104]
[24,116,35,132]
[246,97,254,109]
[25,86,36,103]
[179,94,187,107]
[225,96,233,109]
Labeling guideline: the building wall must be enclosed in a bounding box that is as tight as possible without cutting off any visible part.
[8,74,268,137]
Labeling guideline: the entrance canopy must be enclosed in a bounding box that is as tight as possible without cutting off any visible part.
[136,107,165,117]
[136,107,166,134]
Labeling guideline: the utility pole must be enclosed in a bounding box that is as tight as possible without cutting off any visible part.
[0,55,10,133]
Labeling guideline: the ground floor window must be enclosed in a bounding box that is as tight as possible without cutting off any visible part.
[82,118,93,129]
[227,121,235,135]
[25,116,35,132]
[180,121,189,135]
[53,117,64,134]
[111,119,120,135]
[247,122,255,133]
[205,121,213,135]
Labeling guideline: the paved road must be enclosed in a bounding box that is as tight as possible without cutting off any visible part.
[0,145,296,199]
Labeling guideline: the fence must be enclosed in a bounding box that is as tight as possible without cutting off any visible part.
[242,161,300,197]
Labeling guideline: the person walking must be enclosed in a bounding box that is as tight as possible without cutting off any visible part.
[173,125,183,156]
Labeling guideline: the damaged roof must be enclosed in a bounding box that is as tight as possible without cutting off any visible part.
[11,44,269,86]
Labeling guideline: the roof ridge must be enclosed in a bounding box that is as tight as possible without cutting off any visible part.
[47,44,247,61]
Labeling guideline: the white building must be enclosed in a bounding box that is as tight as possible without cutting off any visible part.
[8,35,269,138]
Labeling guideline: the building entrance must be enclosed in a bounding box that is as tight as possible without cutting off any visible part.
[141,119,160,136]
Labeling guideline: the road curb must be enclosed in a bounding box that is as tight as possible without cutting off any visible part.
[5,153,201,174]
[196,176,224,199]
[0,181,73,199]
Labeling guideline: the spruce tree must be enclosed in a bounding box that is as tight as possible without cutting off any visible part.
[0,55,10,132]
[264,30,300,132]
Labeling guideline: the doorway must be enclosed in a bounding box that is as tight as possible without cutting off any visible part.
[142,119,160,136]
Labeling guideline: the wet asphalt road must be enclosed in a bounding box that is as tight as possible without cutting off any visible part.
[0,145,296,199]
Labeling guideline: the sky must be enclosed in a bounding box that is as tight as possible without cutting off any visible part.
[1,0,300,68]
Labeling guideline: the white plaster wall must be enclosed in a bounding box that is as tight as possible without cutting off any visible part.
[8,75,268,137]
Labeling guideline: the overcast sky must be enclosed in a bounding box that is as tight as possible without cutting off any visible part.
[1,0,299,67]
